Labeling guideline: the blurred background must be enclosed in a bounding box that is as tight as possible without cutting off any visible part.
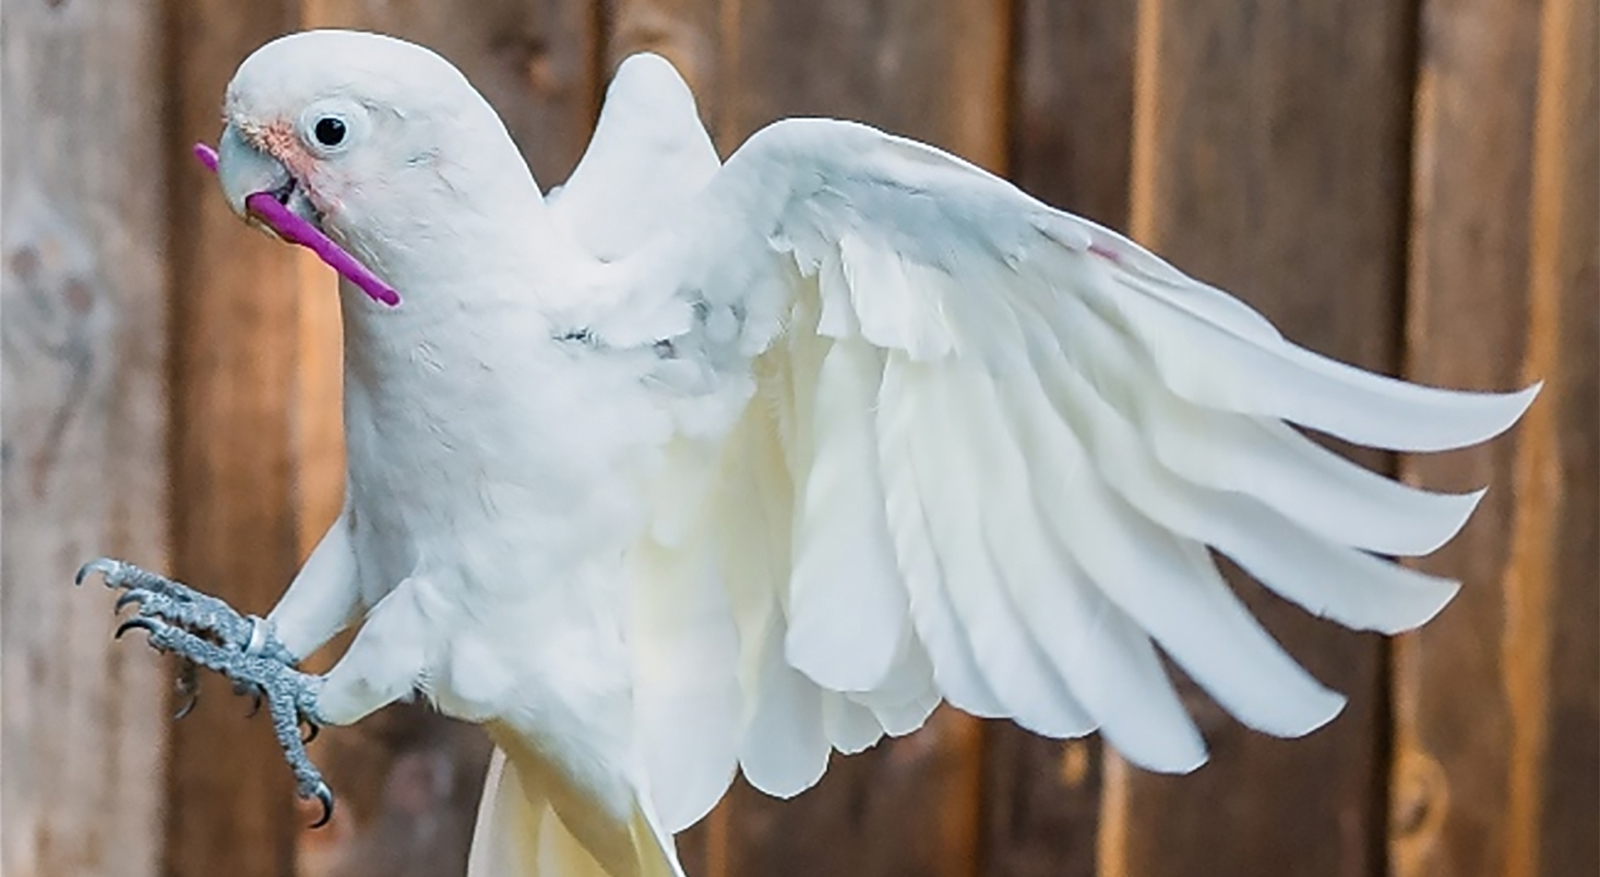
[3,1,1596,876]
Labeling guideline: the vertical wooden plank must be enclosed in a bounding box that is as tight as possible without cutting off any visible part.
[1391,2,1540,875]
[713,711,984,877]
[609,2,1006,875]
[1107,2,1417,876]
[281,4,603,875]
[714,0,1010,170]
[981,735,1104,877]
[611,0,1013,156]
[982,3,1137,876]
[611,0,1013,162]
[1393,0,1599,874]
[1,2,171,876]
[1530,6,1599,875]
[1007,0,1139,229]
[167,3,305,876]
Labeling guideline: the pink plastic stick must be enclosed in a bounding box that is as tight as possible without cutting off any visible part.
[193,142,401,307]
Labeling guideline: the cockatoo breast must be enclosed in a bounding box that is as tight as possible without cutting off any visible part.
[340,273,660,559]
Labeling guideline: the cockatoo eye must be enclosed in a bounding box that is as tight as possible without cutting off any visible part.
[298,100,364,156]
[313,116,347,148]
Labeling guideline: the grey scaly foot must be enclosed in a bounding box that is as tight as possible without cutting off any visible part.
[82,557,297,718]
[76,558,335,826]
[78,558,297,663]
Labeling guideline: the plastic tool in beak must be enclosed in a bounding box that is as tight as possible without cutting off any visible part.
[193,142,401,307]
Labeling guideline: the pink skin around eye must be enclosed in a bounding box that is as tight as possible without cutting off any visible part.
[193,142,401,307]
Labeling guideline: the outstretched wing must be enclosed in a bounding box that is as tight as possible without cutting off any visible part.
[579,118,1537,833]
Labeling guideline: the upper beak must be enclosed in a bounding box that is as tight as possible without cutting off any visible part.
[216,124,291,219]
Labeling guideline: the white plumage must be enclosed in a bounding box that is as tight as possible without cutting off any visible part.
[210,30,1538,877]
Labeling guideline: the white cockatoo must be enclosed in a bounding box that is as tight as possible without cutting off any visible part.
[82,29,1537,877]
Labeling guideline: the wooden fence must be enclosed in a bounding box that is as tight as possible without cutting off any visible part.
[4,1,1596,876]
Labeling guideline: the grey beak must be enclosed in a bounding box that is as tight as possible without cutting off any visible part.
[215,124,291,218]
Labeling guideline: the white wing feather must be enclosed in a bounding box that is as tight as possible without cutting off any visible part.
[572,115,1536,828]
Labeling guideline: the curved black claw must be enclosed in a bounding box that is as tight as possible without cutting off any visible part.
[301,720,320,744]
[234,679,266,717]
[308,782,335,829]
[114,590,142,612]
[173,661,200,720]
[76,557,121,587]
[173,693,198,721]
[115,617,157,640]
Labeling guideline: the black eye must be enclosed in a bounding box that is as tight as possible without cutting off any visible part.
[313,116,347,148]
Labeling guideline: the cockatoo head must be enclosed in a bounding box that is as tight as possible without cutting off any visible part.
[215,30,538,293]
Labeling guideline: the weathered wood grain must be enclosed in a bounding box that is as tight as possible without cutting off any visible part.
[1107,2,1417,876]
[608,0,1012,166]
[1394,0,1599,874]
[981,3,1138,876]
[714,709,984,877]
[1007,0,1139,229]
[166,3,306,875]
[1530,7,1599,876]
[982,734,1105,877]
[1,2,173,876]
[715,0,1010,169]
[1392,2,1542,874]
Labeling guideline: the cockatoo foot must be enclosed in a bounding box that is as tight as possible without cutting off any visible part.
[76,558,336,826]
[80,557,297,718]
